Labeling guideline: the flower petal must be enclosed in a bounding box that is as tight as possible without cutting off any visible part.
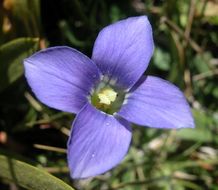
[24,46,100,113]
[118,76,194,129]
[67,103,132,179]
[92,16,154,89]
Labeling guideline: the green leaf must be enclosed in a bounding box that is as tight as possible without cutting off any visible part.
[176,128,213,142]
[0,37,39,92]
[0,154,74,190]
[192,52,212,73]
[176,109,214,142]
[153,47,170,71]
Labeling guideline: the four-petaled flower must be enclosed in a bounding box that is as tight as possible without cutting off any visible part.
[24,16,194,179]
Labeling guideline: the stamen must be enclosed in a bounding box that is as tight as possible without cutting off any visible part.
[98,87,117,105]
[90,78,126,114]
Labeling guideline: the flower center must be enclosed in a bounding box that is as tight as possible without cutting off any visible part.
[98,87,117,105]
[90,77,126,115]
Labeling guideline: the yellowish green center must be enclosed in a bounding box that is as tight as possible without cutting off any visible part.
[90,83,125,115]
[98,87,117,105]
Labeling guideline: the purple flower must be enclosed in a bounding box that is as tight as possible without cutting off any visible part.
[23,16,194,179]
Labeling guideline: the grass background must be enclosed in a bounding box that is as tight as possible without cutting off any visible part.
[0,0,218,189]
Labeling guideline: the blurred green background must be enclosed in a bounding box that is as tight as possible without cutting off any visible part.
[0,0,218,189]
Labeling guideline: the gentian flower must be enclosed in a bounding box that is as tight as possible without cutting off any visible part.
[23,16,194,179]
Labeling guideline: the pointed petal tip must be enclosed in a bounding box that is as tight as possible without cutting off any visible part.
[67,103,132,179]
[119,76,195,129]
[92,15,154,89]
[23,46,100,114]
[176,118,195,129]
[174,123,195,130]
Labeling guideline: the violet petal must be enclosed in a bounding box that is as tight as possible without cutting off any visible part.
[118,76,194,129]
[67,103,132,179]
[24,46,100,113]
[92,16,154,89]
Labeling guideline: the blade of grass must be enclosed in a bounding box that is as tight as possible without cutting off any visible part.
[0,154,74,190]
